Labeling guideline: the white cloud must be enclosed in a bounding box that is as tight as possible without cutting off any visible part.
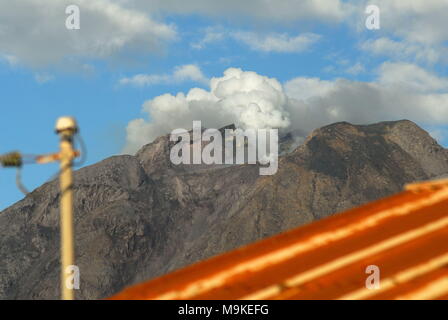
[233,32,320,53]
[124,63,448,153]
[117,0,447,51]
[123,0,351,23]
[0,54,19,66]
[191,28,321,53]
[284,63,448,134]
[377,62,448,92]
[0,0,176,68]
[345,62,365,75]
[191,27,226,50]
[341,1,448,66]
[355,1,448,65]
[173,65,208,84]
[365,0,448,45]
[284,77,336,101]
[119,64,208,86]
[34,73,55,84]
[361,37,444,64]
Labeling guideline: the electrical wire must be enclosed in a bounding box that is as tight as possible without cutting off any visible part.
[15,168,29,195]
[0,132,87,195]
[73,133,87,168]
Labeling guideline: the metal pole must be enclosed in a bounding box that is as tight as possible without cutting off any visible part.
[56,117,78,300]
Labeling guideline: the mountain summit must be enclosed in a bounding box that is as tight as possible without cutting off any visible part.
[0,120,447,299]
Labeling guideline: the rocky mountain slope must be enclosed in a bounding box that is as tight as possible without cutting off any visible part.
[0,120,447,299]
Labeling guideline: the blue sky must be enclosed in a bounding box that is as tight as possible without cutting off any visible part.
[1,0,448,209]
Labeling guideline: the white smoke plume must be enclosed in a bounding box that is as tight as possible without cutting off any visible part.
[123,63,448,154]
[123,68,291,153]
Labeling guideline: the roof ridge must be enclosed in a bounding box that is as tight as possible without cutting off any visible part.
[405,178,448,192]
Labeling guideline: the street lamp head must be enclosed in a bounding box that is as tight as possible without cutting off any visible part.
[55,116,78,135]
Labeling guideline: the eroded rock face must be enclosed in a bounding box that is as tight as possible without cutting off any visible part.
[0,120,447,299]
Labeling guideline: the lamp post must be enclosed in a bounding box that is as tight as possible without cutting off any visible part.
[1,116,80,300]
[55,116,78,300]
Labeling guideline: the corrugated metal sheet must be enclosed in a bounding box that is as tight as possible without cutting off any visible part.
[110,180,448,300]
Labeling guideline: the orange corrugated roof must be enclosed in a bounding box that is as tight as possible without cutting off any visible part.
[110,179,448,300]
